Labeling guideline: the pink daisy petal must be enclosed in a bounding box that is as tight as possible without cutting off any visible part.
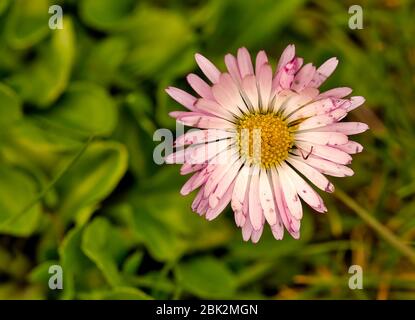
[206,180,235,221]
[287,156,334,193]
[319,87,352,99]
[347,96,366,112]
[277,44,296,71]
[277,166,303,220]
[258,169,277,226]
[291,63,316,92]
[175,129,234,147]
[257,63,273,110]
[295,131,348,146]
[281,162,327,213]
[281,88,319,118]
[290,150,354,177]
[209,159,243,208]
[224,54,242,84]
[178,114,235,130]
[241,75,259,112]
[195,98,235,121]
[180,163,206,175]
[248,167,264,231]
[195,53,221,83]
[311,122,369,135]
[242,217,253,241]
[187,73,214,100]
[237,47,254,78]
[309,57,338,88]
[166,87,197,111]
[231,165,251,214]
[335,141,364,154]
[297,109,347,131]
[296,141,352,165]
[255,50,269,75]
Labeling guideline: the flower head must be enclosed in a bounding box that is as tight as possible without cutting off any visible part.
[165,45,368,243]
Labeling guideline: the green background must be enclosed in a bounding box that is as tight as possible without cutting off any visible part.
[0,0,414,300]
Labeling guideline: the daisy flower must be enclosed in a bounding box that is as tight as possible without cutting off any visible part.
[165,45,368,243]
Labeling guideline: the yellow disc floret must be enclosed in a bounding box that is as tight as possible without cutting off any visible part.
[236,113,294,168]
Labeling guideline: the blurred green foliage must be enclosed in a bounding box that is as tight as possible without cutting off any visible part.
[0,0,415,300]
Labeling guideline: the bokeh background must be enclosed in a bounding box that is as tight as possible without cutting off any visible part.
[0,0,414,300]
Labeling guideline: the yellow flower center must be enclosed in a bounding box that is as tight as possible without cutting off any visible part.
[236,113,294,168]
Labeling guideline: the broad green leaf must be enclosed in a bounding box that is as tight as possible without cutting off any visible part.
[28,260,59,284]
[0,118,83,172]
[77,37,128,86]
[42,82,118,136]
[7,17,74,107]
[0,165,42,236]
[122,6,195,78]
[56,141,128,225]
[4,0,50,49]
[130,203,186,262]
[81,217,129,287]
[59,226,102,299]
[175,256,237,299]
[79,0,139,31]
[0,82,22,127]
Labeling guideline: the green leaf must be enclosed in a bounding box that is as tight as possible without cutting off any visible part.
[42,82,118,136]
[56,141,128,225]
[59,226,96,299]
[0,82,22,127]
[122,5,195,78]
[130,202,186,262]
[7,17,74,107]
[82,217,129,287]
[0,165,42,236]
[28,260,59,284]
[79,287,152,300]
[79,0,139,31]
[4,0,50,49]
[77,37,128,86]
[175,256,237,299]
[122,251,143,276]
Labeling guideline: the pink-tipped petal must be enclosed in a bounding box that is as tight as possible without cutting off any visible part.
[166,87,197,111]
[291,63,316,92]
[255,50,269,75]
[187,74,214,100]
[195,53,221,83]
[258,169,277,226]
[224,54,242,83]
[347,96,365,112]
[311,122,369,135]
[281,162,327,213]
[309,57,338,88]
[277,44,296,71]
[257,63,273,110]
[287,156,334,193]
[237,47,254,78]
[277,166,303,220]
[319,87,352,99]
[335,141,363,154]
[248,167,264,231]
